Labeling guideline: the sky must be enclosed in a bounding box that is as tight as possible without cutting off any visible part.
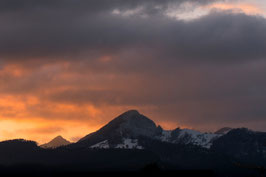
[1,0,266,144]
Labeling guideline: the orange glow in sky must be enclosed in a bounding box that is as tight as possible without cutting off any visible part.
[208,2,266,16]
[1,0,266,144]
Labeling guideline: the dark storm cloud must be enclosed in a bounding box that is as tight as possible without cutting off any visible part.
[43,62,266,124]
[0,0,257,65]
[1,0,266,132]
[0,0,216,12]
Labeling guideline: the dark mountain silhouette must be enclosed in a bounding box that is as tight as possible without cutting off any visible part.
[0,110,265,177]
[75,110,220,149]
[40,135,71,148]
[211,128,266,165]
[215,127,232,134]
[76,110,161,149]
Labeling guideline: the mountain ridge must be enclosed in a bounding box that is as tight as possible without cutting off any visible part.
[0,110,265,176]
[75,110,225,149]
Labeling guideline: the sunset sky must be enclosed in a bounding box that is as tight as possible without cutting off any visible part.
[1,0,266,144]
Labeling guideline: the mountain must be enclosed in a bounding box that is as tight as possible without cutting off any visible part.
[40,135,71,148]
[0,139,38,153]
[76,110,160,149]
[215,127,232,134]
[0,111,265,176]
[66,110,266,176]
[76,110,221,149]
[0,139,159,175]
[157,128,221,148]
[211,128,266,165]
[0,139,40,165]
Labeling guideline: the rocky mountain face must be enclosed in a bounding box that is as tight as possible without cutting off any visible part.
[76,110,223,149]
[77,110,161,149]
[40,136,71,148]
[68,112,266,176]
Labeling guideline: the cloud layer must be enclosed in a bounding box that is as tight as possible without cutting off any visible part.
[1,0,266,142]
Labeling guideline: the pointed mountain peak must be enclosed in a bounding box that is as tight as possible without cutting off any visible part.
[78,110,159,143]
[53,135,64,140]
[40,135,71,149]
[121,110,140,116]
[117,110,141,120]
[114,110,156,128]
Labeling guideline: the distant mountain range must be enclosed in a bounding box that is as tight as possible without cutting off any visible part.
[43,110,229,149]
[1,110,266,177]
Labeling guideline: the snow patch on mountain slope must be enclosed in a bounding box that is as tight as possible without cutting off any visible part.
[160,130,172,142]
[158,129,220,148]
[116,138,143,149]
[179,129,220,148]
[90,139,143,149]
[90,140,109,149]
[89,129,220,149]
